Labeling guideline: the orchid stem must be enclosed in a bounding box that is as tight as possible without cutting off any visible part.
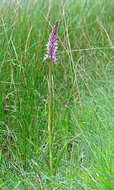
[48,59,53,175]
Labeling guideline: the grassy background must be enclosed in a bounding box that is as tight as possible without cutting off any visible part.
[0,0,114,189]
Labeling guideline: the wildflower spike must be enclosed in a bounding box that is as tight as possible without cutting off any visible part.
[44,20,58,64]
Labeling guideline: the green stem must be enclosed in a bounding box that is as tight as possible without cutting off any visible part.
[48,59,53,175]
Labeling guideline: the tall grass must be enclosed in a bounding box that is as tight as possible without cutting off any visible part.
[0,0,113,189]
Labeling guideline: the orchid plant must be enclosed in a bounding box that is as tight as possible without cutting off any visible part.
[44,20,58,175]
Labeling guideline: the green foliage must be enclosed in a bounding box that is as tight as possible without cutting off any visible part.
[0,0,113,189]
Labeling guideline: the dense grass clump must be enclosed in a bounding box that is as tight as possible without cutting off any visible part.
[0,0,113,189]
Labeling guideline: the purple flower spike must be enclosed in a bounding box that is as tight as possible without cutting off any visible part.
[44,20,58,64]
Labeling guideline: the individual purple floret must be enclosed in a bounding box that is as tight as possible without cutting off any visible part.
[44,20,58,64]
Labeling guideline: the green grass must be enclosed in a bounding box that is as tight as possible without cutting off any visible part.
[0,0,114,189]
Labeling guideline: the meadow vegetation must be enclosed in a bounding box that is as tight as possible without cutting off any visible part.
[0,0,113,189]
